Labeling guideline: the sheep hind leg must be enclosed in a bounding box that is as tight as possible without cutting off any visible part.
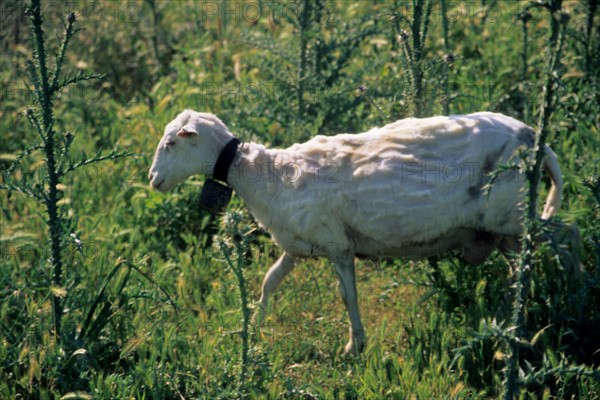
[333,254,366,355]
[253,252,296,325]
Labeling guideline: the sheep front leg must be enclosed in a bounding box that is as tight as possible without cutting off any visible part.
[333,255,366,354]
[253,252,296,325]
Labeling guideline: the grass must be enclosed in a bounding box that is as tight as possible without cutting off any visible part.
[1,0,599,398]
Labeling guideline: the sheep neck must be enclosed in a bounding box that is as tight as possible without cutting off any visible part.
[228,142,287,222]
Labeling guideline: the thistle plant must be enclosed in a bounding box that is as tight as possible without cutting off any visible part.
[440,0,451,115]
[391,0,434,117]
[517,8,533,122]
[503,1,569,398]
[218,211,253,394]
[0,0,133,341]
[240,0,381,140]
[583,0,599,79]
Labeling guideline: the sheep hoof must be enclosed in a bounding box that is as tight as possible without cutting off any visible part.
[343,338,366,356]
[251,304,266,326]
[343,343,358,356]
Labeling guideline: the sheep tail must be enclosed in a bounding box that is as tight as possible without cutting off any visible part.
[541,145,563,219]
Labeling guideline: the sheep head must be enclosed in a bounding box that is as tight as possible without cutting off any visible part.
[148,109,234,192]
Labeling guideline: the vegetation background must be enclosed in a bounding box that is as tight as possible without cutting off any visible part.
[1,0,599,398]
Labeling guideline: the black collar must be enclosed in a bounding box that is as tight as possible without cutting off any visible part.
[213,138,241,183]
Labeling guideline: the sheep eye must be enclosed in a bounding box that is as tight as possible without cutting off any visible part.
[165,140,175,147]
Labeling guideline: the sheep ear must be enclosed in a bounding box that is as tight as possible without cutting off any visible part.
[177,125,198,137]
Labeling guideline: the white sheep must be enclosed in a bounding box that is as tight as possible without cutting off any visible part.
[148,109,563,354]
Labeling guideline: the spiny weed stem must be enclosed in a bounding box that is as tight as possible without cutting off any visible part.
[503,1,568,398]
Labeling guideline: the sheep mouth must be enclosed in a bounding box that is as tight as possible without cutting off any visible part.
[151,178,165,191]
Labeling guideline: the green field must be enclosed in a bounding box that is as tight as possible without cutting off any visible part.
[1,0,599,398]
